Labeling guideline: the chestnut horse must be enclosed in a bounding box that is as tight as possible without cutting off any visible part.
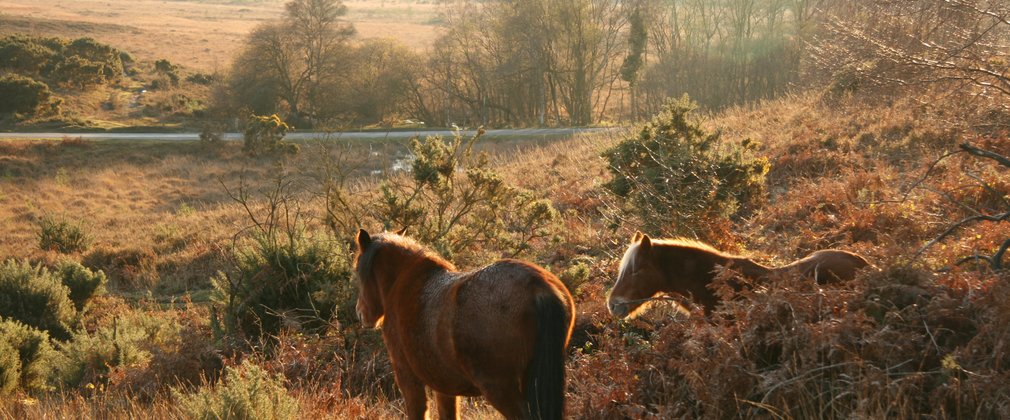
[607,232,870,318]
[354,229,575,420]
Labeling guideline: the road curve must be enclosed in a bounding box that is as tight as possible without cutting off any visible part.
[0,127,618,141]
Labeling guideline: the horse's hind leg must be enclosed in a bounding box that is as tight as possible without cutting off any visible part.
[435,392,459,420]
[477,382,526,420]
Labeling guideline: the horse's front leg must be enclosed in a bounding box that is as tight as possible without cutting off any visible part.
[392,367,428,420]
[435,392,459,420]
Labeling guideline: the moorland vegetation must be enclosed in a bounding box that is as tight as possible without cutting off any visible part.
[0,0,1009,419]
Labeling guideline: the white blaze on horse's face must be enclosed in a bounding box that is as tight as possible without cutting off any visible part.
[609,233,665,319]
[608,242,640,318]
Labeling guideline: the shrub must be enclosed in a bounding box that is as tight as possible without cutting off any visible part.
[37,215,92,254]
[243,114,296,156]
[175,360,299,420]
[56,309,178,388]
[55,260,107,312]
[0,75,53,115]
[199,122,226,146]
[0,35,57,74]
[0,318,58,394]
[50,55,110,88]
[560,260,591,296]
[187,73,217,85]
[211,229,354,341]
[0,35,123,91]
[150,59,180,87]
[603,95,769,239]
[0,259,76,340]
[107,305,222,400]
[0,339,18,395]
[375,130,560,263]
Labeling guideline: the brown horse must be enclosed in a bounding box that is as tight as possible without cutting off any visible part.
[607,232,871,318]
[354,229,575,420]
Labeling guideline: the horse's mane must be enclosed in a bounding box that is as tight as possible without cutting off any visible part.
[650,237,729,256]
[357,233,456,279]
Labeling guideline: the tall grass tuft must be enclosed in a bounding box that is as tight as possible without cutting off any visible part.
[37,215,92,254]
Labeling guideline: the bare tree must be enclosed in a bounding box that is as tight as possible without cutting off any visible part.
[815,0,1010,110]
[228,0,355,126]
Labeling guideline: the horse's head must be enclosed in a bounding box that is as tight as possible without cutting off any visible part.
[608,232,664,319]
[354,228,386,328]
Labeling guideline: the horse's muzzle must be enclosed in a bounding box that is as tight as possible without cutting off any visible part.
[608,298,630,318]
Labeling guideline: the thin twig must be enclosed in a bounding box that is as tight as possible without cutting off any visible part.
[914,211,1010,260]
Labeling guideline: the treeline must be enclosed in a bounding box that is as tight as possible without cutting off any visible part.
[222,0,1010,128]
[222,0,816,128]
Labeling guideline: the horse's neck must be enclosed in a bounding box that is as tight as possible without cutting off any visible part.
[377,249,451,296]
[727,256,773,279]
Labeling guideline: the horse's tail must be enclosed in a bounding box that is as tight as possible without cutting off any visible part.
[525,293,571,420]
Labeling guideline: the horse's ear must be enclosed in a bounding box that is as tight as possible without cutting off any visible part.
[632,231,643,242]
[639,233,652,253]
[356,229,371,249]
[395,227,408,236]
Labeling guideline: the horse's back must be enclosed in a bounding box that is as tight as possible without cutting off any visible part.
[785,249,871,282]
[448,259,573,384]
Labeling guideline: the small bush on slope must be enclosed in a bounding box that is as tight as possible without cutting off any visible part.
[175,360,298,420]
[37,215,92,254]
[0,318,58,394]
[375,130,560,264]
[55,260,106,312]
[603,95,769,240]
[0,259,77,340]
[212,228,354,343]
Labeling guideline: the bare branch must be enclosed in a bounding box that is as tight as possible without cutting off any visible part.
[914,211,1010,260]
[959,143,1010,169]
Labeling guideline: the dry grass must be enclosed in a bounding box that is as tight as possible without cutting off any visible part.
[0,0,443,73]
[2,91,1009,417]
[0,138,405,295]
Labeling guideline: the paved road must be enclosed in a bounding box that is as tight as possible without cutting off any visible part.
[0,127,617,141]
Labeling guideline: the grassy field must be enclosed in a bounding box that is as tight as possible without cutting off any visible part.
[1,91,1009,417]
[0,0,442,73]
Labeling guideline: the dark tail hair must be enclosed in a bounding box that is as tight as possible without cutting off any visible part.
[525,294,570,420]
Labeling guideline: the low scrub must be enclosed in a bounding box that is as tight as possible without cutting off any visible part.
[243,114,297,156]
[83,246,159,290]
[212,229,354,342]
[0,318,58,394]
[374,130,560,263]
[55,260,107,312]
[37,215,92,254]
[57,308,182,389]
[174,360,299,420]
[0,75,54,115]
[0,259,77,340]
[603,95,769,239]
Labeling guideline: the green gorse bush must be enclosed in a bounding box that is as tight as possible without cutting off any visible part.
[0,318,58,394]
[0,259,77,340]
[37,215,92,254]
[175,360,298,420]
[603,95,769,238]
